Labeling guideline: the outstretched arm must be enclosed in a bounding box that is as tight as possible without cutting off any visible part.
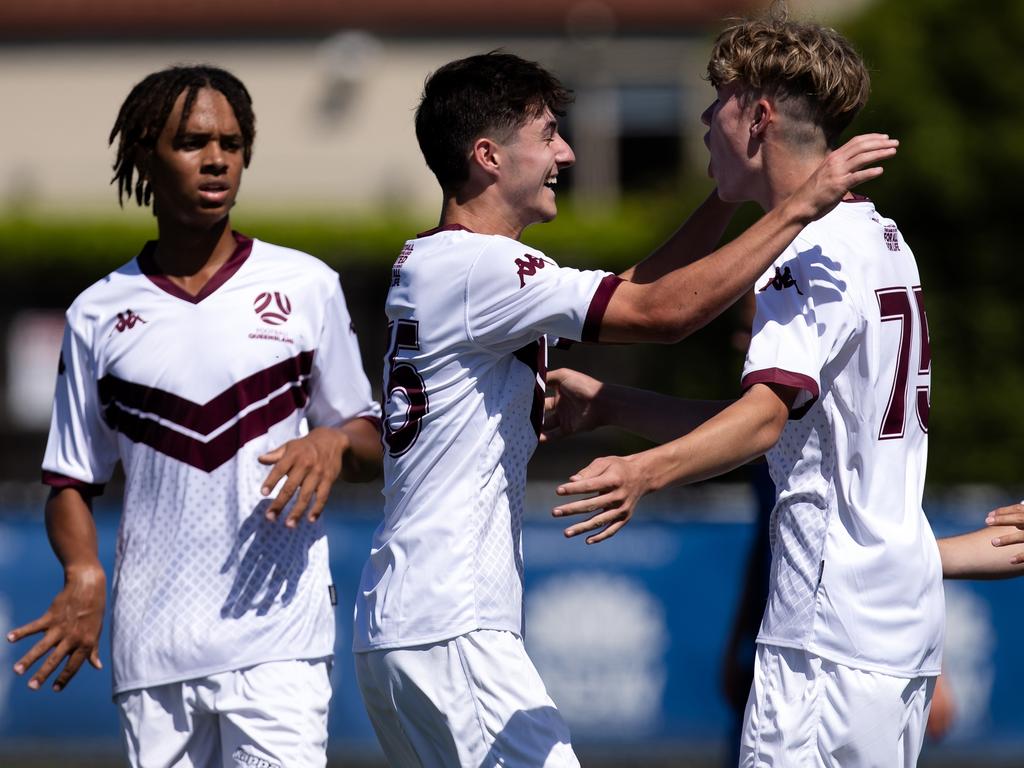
[619,191,740,283]
[258,416,383,527]
[7,487,106,691]
[542,367,732,445]
[599,134,898,344]
[553,382,795,543]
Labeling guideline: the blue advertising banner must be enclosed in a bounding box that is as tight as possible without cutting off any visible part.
[0,498,1021,762]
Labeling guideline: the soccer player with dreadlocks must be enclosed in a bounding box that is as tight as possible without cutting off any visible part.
[6,65,381,767]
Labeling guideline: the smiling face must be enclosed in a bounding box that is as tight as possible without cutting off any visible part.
[145,87,245,230]
[700,82,760,204]
[498,107,575,229]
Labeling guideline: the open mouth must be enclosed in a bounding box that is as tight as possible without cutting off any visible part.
[544,176,558,190]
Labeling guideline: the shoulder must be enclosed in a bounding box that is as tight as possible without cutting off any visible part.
[64,251,149,330]
[249,238,338,282]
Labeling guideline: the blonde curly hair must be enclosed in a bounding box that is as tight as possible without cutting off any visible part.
[707,7,869,148]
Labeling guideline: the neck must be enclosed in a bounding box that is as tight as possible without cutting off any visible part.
[152,217,237,293]
[438,189,527,241]
[762,141,829,212]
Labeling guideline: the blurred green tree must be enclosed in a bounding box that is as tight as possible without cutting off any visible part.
[843,0,1024,484]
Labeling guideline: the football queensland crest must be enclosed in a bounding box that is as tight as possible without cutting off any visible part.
[253,292,292,325]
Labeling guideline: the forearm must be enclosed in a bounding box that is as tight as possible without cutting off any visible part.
[337,417,383,483]
[939,527,1024,579]
[44,488,102,577]
[595,382,732,443]
[600,196,813,344]
[620,192,740,283]
[635,385,788,493]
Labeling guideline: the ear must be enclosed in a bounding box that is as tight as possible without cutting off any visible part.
[750,97,775,140]
[469,137,502,180]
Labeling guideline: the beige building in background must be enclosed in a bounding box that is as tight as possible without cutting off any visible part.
[0,0,870,217]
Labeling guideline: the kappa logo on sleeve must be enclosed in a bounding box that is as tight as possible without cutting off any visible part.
[110,309,147,335]
[515,254,547,288]
[759,266,805,296]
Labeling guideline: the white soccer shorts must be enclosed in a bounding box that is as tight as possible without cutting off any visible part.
[355,628,580,768]
[740,644,935,768]
[115,658,332,768]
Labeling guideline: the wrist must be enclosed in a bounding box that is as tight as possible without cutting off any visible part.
[63,561,105,584]
[779,192,817,227]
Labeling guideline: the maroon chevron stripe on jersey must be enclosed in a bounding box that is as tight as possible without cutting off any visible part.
[98,350,314,471]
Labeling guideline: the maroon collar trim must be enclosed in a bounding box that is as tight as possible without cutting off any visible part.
[841,193,872,204]
[138,231,254,304]
[416,224,474,238]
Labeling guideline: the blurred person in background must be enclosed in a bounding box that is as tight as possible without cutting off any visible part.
[546,9,1024,766]
[352,49,897,767]
[6,65,381,768]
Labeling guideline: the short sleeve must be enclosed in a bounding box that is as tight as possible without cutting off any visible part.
[741,243,862,418]
[464,241,620,353]
[42,317,119,491]
[305,277,381,429]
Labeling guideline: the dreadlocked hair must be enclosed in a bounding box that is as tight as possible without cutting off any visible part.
[109,65,255,207]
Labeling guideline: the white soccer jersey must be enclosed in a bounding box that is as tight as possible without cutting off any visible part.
[42,234,380,694]
[742,198,944,678]
[353,226,619,651]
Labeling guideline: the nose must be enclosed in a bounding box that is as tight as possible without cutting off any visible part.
[200,139,227,174]
[555,135,575,168]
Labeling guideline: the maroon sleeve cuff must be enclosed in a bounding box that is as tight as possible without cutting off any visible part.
[42,471,105,497]
[741,368,819,420]
[581,275,624,343]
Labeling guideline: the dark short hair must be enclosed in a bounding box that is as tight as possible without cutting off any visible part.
[109,65,256,207]
[415,52,573,193]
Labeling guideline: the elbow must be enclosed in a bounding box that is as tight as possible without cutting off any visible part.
[642,306,703,344]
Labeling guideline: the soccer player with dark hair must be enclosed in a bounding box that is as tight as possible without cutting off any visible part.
[6,64,382,767]
[546,12,1024,766]
[351,50,897,766]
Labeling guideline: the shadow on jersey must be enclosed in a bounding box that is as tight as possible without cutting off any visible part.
[220,502,324,618]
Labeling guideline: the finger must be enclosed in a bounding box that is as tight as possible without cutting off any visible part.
[29,641,71,690]
[7,616,49,644]
[259,456,292,497]
[554,492,619,518]
[563,507,622,538]
[985,503,1024,526]
[555,475,613,498]
[257,446,286,466]
[284,477,318,528]
[585,518,628,545]
[305,483,330,524]
[53,647,90,692]
[265,476,303,521]
[13,629,57,676]
[89,648,103,670]
[990,529,1024,548]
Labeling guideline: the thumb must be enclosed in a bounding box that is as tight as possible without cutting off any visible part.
[89,650,103,670]
[258,447,286,465]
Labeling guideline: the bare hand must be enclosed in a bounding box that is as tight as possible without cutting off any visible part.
[797,133,899,220]
[7,564,105,692]
[258,426,347,527]
[986,502,1024,554]
[552,454,652,544]
[541,368,604,443]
